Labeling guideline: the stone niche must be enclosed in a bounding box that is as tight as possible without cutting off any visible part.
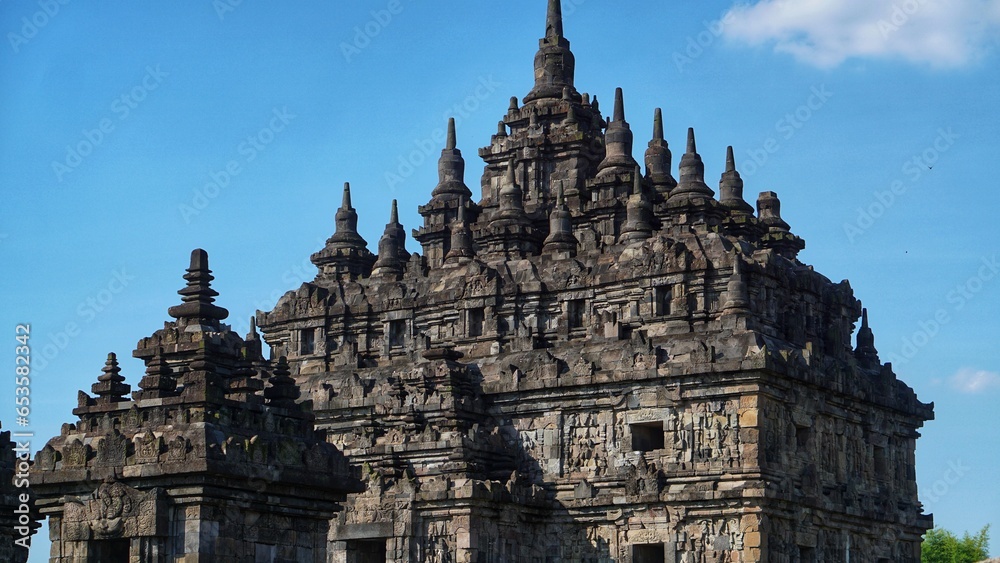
[56,481,166,560]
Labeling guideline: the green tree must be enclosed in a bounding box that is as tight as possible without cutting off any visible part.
[922,525,990,563]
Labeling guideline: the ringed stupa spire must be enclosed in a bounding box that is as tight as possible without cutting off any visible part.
[719,146,754,216]
[542,187,578,258]
[644,108,677,195]
[431,118,471,199]
[444,199,475,264]
[372,200,409,278]
[496,160,528,224]
[669,128,714,201]
[545,0,563,38]
[311,182,376,280]
[524,0,579,103]
[167,249,229,327]
[855,308,881,369]
[596,87,638,178]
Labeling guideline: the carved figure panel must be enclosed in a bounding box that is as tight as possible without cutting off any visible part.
[62,481,166,541]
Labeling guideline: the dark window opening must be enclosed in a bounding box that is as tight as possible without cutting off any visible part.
[90,539,130,563]
[567,299,585,329]
[706,291,720,312]
[300,328,316,355]
[479,537,497,563]
[631,422,665,452]
[796,426,810,450]
[798,546,816,563]
[389,320,406,348]
[468,308,485,337]
[346,539,387,563]
[874,446,887,476]
[632,543,665,563]
[254,544,276,561]
[654,286,671,316]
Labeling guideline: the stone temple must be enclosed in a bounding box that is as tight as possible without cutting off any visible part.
[30,1,934,561]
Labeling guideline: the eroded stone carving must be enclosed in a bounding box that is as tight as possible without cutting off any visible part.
[62,481,164,540]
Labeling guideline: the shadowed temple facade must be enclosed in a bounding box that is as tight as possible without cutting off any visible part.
[30,1,933,562]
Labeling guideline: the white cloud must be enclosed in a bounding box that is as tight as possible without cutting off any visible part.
[722,0,1000,68]
[948,368,1000,393]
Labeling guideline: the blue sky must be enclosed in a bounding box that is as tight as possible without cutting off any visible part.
[2,1,998,559]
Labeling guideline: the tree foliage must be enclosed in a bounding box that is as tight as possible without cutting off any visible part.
[922,525,990,563]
